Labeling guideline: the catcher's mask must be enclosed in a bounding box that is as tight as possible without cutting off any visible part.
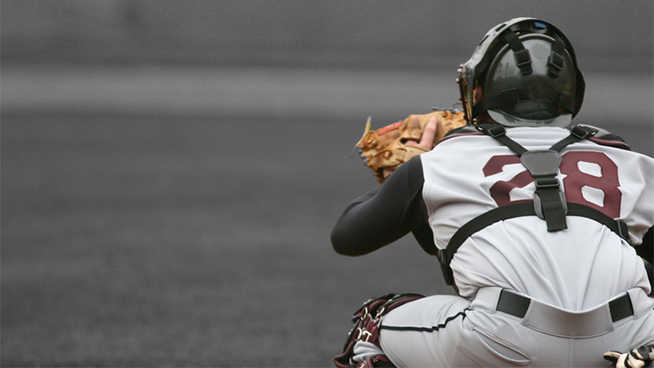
[457,17,585,127]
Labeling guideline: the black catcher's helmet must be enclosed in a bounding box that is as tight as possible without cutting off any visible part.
[457,18,585,127]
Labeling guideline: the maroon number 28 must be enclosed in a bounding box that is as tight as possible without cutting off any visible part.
[483,152,621,218]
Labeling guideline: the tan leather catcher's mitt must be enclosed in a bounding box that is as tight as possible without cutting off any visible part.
[356,110,466,183]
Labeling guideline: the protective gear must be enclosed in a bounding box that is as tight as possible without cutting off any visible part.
[334,293,424,368]
[457,17,585,127]
[436,124,632,286]
[350,342,389,368]
[604,345,654,368]
[355,110,467,183]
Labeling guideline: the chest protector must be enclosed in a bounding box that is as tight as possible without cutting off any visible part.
[438,123,631,286]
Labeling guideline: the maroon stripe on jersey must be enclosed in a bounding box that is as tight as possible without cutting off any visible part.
[588,137,631,150]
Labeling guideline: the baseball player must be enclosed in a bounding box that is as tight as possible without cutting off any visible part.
[331,18,654,367]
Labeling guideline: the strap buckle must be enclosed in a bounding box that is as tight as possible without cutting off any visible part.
[616,220,630,242]
[534,177,560,189]
[570,125,595,140]
[438,250,455,286]
[513,49,533,75]
[533,191,568,221]
[533,176,568,231]
[502,89,520,105]
[477,123,506,138]
[547,51,564,77]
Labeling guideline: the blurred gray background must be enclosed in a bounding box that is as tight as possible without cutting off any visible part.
[2,0,652,67]
[3,1,653,145]
[2,1,653,367]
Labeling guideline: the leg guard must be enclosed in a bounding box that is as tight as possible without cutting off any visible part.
[334,293,425,368]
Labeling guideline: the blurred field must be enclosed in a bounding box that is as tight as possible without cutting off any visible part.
[1,112,450,366]
[1,65,652,366]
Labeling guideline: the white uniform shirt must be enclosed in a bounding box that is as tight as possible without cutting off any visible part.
[421,126,654,310]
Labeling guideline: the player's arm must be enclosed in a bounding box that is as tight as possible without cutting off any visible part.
[331,156,429,256]
[638,227,653,295]
[637,226,653,263]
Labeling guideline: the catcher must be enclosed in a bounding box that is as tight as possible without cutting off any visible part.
[331,18,654,367]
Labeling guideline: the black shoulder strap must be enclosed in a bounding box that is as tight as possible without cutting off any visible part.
[476,123,593,153]
[500,29,533,75]
[549,125,595,151]
[476,123,527,155]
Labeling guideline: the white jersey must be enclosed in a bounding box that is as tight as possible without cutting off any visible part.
[421,126,654,309]
[332,124,654,367]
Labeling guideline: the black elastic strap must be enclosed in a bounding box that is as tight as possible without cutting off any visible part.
[609,294,634,322]
[501,29,532,75]
[549,125,595,152]
[534,178,568,231]
[557,92,575,114]
[565,203,630,243]
[442,202,631,272]
[443,203,535,266]
[476,123,527,155]
[548,34,567,78]
[497,289,531,318]
[497,290,633,322]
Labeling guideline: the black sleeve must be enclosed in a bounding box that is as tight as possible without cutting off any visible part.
[645,261,654,297]
[331,156,433,256]
[637,226,653,264]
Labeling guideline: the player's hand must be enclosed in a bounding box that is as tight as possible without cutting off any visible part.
[381,116,438,179]
[604,345,654,368]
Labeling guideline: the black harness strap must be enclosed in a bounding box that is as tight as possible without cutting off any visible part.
[501,29,533,75]
[439,202,631,286]
[438,124,629,286]
[549,125,595,151]
[477,123,594,231]
[547,33,567,78]
[443,202,630,268]
[477,123,527,155]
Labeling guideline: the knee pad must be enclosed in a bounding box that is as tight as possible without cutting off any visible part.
[334,293,425,368]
